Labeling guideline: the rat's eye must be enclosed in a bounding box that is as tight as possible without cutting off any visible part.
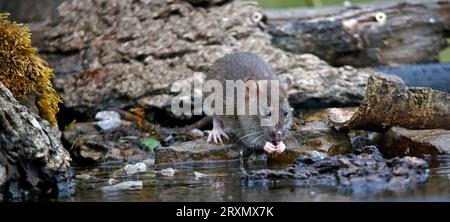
[284,110,289,116]
[263,108,271,117]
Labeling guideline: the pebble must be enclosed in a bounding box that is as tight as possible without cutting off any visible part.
[160,168,175,177]
[102,181,143,192]
[311,151,325,162]
[93,110,124,131]
[123,162,147,175]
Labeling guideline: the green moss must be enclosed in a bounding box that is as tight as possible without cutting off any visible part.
[0,13,61,125]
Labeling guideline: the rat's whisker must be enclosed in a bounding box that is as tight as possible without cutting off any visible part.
[250,134,265,144]
[235,131,264,143]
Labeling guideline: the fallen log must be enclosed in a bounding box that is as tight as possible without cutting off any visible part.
[375,63,450,93]
[268,1,450,67]
[326,74,450,131]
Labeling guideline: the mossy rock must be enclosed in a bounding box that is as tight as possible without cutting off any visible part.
[0,13,60,125]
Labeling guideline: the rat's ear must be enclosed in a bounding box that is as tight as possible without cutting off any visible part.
[244,78,258,97]
[281,77,292,92]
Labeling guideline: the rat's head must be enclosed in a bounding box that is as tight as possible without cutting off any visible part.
[242,77,293,147]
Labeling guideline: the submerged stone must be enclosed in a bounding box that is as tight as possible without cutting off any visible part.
[102,181,143,192]
[155,139,240,165]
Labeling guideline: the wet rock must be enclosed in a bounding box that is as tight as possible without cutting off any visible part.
[102,181,143,192]
[38,0,370,117]
[0,165,6,187]
[155,139,240,165]
[327,74,450,131]
[267,120,352,163]
[75,174,93,181]
[93,110,129,131]
[63,122,150,163]
[311,151,324,162]
[189,129,205,139]
[245,146,429,195]
[0,83,72,198]
[108,178,118,185]
[160,168,176,177]
[143,158,155,167]
[296,120,352,155]
[381,127,450,158]
[194,171,207,178]
[123,162,147,175]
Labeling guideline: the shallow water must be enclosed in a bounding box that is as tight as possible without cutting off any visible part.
[56,156,450,202]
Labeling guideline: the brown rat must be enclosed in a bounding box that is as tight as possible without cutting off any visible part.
[205,52,293,155]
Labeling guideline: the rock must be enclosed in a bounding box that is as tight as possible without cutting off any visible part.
[101,181,143,192]
[0,165,6,187]
[37,0,370,117]
[327,73,450,131]
[194,171,207,178]
[123,162,147,175]
[245,146,429,195]
[189,129,205,138]
[143,158,155,167]
[160,168,175,177]
[75,174,93,180]
[63,122,150,163]
[311,151,324,162]
[107,178,118,185]
[267,120,352,163]
[381,127,450,158]
[0,83,72,198]
[93,110,128,131]
[155,139,240,165]
[296,120,352,155]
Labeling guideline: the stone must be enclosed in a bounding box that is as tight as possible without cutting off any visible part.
[63,122,150,163]
[311,151,324,162]
[101,181,143,192]
[0,83,72,197]
[0,165,6,186]
[75,174,93,181]
[93,110,128,131]
[143,158,155,167]
[327,74,450,131]
[155,139,240,165]
[160,168,175,177]
[123,162,147,175]
[194,171,207,178]
[381,127,450,158]
[296,120,352,155]
[189,129,205,138]
[245,146,429,195]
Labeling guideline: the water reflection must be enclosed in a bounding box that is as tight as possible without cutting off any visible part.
[60,156,450,202]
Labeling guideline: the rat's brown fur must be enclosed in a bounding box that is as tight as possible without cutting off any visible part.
[205,52,293,154]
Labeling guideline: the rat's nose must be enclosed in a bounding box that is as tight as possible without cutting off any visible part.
[274,130,283,141]
[276,131,282,136]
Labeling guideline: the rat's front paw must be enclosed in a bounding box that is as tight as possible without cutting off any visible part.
[207,127,229,144]
[274,141,286,154]
[264,142,276,154]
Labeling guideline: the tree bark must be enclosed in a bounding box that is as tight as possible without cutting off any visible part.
[268,1,450,67]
